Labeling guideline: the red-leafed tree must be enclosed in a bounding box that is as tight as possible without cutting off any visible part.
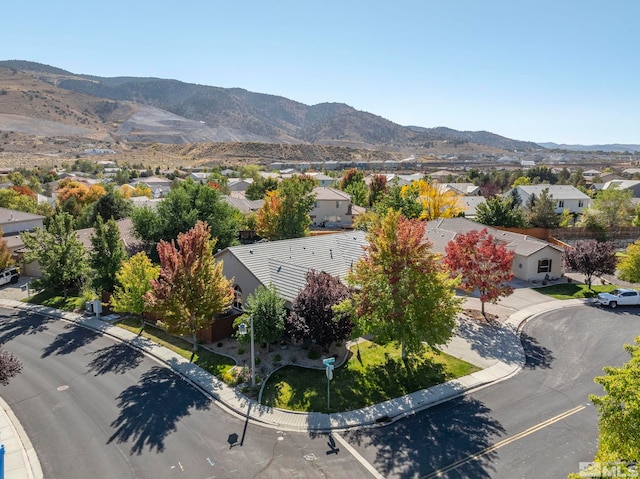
[145,221,234,355]
[368,174,388,207]
[345,209,461,358]
[287,270,354,351]
[10,185,36,199]
[0,347,22,385]
[443,228,515,316]
[563,239,617,290]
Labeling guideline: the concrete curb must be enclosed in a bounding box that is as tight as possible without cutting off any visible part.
[0,297,588,434]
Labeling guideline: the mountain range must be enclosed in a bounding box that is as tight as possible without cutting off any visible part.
[1,60,638,157]
[0,60,541,153]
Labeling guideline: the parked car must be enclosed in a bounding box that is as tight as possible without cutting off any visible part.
[0,267,19,286]
[595,288,640,308]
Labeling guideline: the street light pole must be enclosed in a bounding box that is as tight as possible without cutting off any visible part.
[238,315,256,389]
[249,314,256,389]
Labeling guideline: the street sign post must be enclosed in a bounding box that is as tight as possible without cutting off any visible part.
[322,357,335,410]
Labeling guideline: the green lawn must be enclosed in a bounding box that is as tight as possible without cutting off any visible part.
[115,316,236,382]
[24,290,87,311]
[262,340,480,413]
[535,283,622,300]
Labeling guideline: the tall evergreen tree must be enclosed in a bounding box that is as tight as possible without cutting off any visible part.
[526,188,560,228]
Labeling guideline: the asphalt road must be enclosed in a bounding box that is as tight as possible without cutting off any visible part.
[342,304,640,478]
[0,307,372,479]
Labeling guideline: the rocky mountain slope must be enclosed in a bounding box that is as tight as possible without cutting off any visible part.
[0,60,541,154]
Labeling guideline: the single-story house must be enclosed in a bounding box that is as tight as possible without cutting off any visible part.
[215,217,565,314]
[215,231,368,311]
[601,179,640,198]
[228,178,254,192]
[459,196,486,219]
[425,218,564,282]
[437,183,482,196]
[0,208,45,236]
[221,195,264,214]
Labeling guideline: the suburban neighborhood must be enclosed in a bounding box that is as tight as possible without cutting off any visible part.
[0,155,638,478]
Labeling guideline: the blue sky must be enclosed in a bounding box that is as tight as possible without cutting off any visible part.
[3,1,639,145]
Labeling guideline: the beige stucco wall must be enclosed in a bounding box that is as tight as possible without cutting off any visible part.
[513,246,563,281]
[217,252,262,311]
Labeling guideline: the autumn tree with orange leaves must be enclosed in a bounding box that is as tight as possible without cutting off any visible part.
[56,178,106,206]
[443,228,515,316]
[344,209,461,358]
[145,221,234,355]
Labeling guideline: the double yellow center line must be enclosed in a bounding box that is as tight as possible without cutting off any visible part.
[424,404,586,478]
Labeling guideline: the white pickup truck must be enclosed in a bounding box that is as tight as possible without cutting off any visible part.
[595,288,640,308]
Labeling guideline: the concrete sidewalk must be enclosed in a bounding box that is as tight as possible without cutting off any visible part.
[0,292,587,479]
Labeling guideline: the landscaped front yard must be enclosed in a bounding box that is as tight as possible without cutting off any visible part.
[535,283,620,300]
[261,339,480,413]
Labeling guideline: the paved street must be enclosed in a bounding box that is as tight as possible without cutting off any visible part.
[0,307,372,479]
[342,304,640,478]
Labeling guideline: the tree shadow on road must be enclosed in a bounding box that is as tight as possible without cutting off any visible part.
[0,310,54,344]
[108,366,211,455]
[341,396,505,478]
[521,332,554,369]
[455,318,523,365]
[86,343,144,376]
[41,323,100,358]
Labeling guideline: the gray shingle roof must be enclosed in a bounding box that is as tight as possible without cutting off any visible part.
[217,231,368,302]
[0,208,45,224]
[425,217,560,257]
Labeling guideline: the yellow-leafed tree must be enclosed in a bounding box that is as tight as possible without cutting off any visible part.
[401,180,462,221]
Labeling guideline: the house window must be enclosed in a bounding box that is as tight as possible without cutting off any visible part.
[537,259,552,273]
[578,200,584,208]
[233,285,243,310]
[336,201,342,208]
[557,200,564,208]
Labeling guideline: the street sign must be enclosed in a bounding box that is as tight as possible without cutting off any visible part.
[322,357,335,368]
[323,357,336,409]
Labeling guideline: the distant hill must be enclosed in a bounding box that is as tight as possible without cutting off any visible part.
[538,142,640,153]
[0,60,542,153]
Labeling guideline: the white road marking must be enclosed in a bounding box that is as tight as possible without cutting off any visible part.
[333,433,385,479]
[206,457,214,466]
